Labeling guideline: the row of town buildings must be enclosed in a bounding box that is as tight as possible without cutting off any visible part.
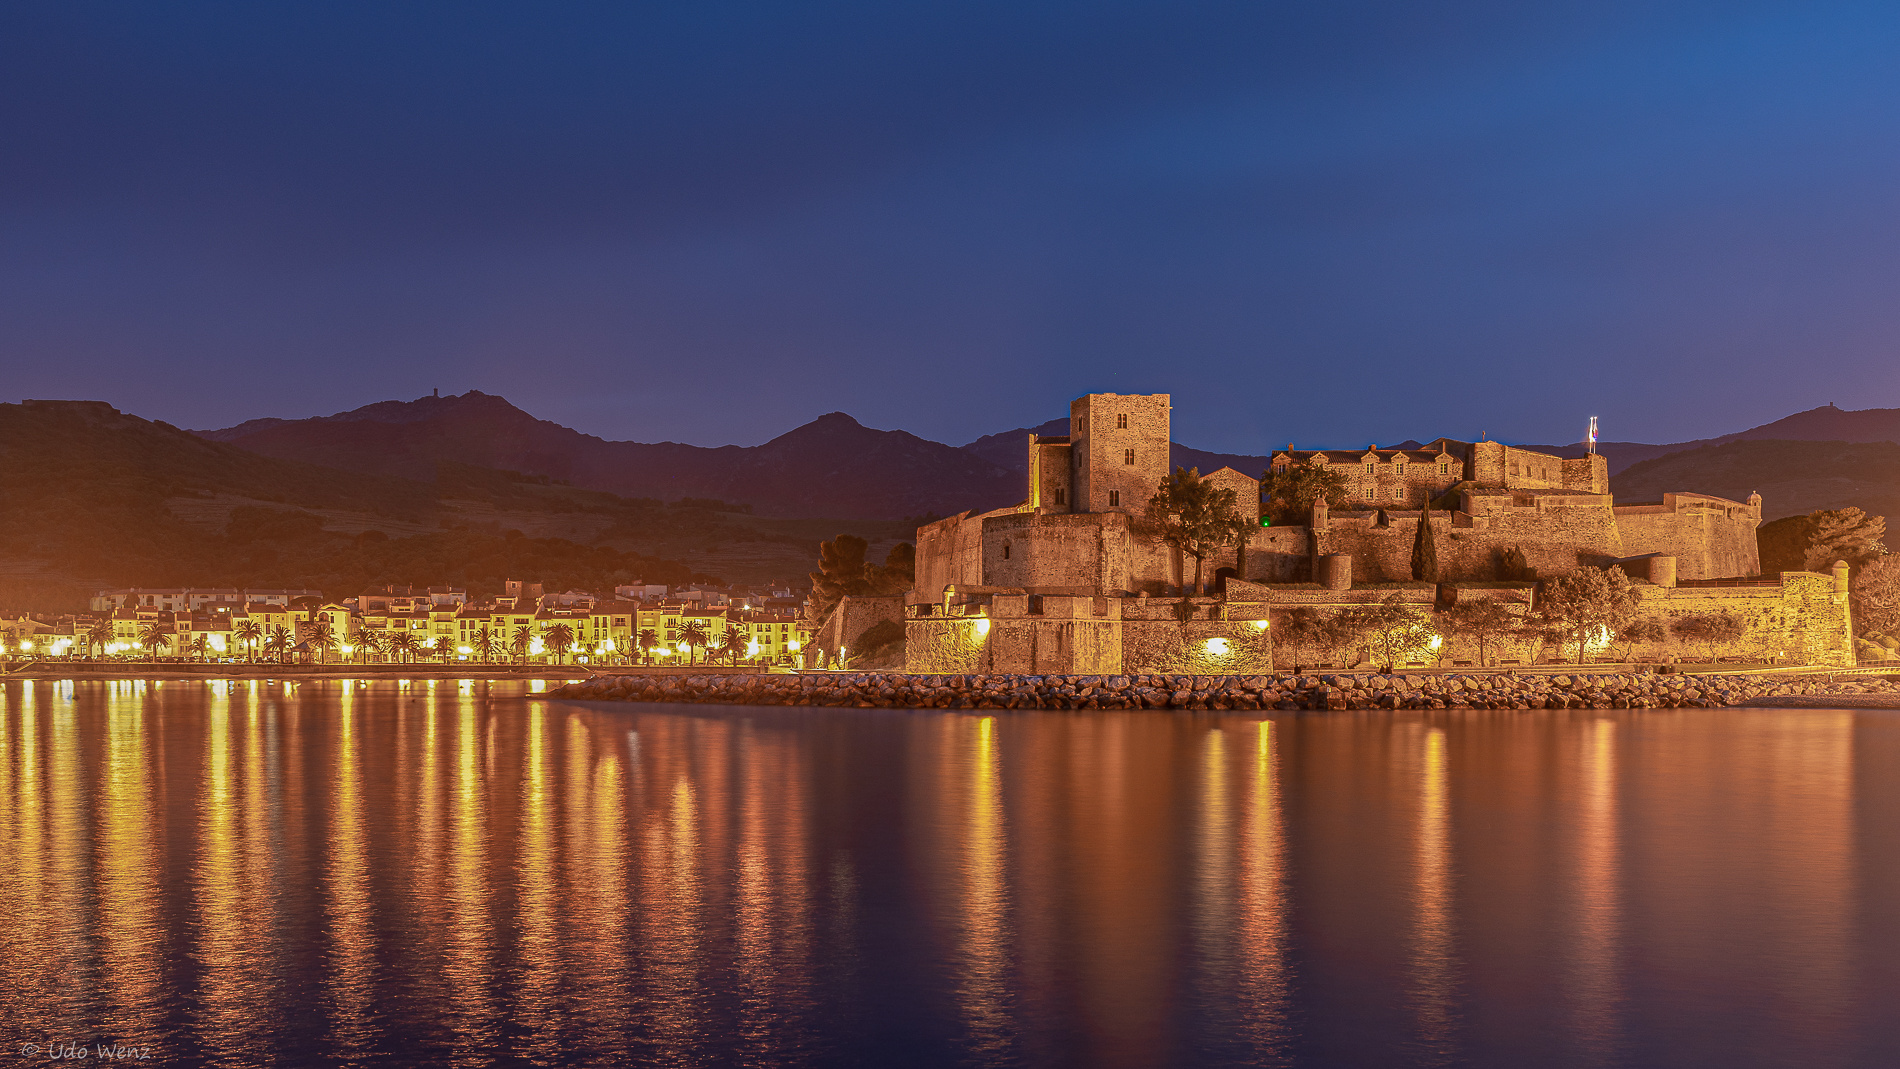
[2,580,814,665]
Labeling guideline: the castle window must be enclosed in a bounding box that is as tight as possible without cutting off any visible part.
[1108,490,1121,507]
[1396,463,1406,475]
[1393,488,1403,500]
[1439,463,1449,475]
[1124,449,1135,465]
[1366,464,1375,474]
[1003,544,1010,560]
[1117,413,1127,429]
[1053,488,1065,506]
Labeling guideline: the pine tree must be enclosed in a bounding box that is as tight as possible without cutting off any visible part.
[1411,503,1439,582]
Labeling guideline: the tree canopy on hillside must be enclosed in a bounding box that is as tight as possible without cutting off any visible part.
[1758,507,1888,575]
[1259,462,1350,526]
[1142,467,1251,595]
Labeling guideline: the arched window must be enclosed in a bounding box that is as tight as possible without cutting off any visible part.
[1116,413,1128,429]
[1124,449,1135,465]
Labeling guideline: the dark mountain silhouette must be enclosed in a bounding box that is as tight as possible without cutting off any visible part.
[198,391,1022,519]
[1614,439,1900,547]
[0,399,715,606]
[1521,404,1900,475]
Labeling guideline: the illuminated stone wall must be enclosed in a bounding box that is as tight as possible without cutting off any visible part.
[1615,493,1762,580]
[1071,392,1169,516]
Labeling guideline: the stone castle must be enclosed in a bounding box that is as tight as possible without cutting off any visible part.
[893,392,1853,673]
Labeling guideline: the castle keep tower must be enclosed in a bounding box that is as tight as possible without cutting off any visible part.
[1070,392,1169,514]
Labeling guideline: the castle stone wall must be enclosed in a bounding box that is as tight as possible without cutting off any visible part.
[1316,501,1623,583]
[1615,493,1761,579]
[1029,437,1073,513]
[1072,393,1169,515]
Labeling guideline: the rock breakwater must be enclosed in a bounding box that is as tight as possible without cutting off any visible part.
[553,671,1900,711]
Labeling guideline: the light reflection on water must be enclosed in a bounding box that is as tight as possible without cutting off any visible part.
[0,680,1897,1067]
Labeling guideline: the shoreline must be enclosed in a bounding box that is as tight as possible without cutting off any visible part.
[0,664,589,681]
[552,669,1900,711]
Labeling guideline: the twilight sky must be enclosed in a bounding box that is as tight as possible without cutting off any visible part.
[5,1,1900,453]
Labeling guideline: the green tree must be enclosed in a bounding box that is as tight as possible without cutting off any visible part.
[680,621,711,665]
[1259,461,1351,526]
[721,624,749,664]
[190,634,210,662]
[1274,607,1354,670]
[1613,617,1667,661]
[1671,611,1747,662]
[1437,599,1517,668]
[235,618,262,662]
[88,620,115,659]
[1142,467,1251,595]
[138,623,172,659]
[1759,507,1888,575]
[1411,503,1439,582]
[387,630,416,664]
[1533,567,1639,665]
[305,620,335,663]
[809,536,871,627]
[546,622,576,663]
[1851,556,1900,640]
[475,624,494,664]
[1337,595,1436,672]
[637,628,659,665]
[264,625,293,663]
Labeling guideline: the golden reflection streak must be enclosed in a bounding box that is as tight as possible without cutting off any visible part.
[447,695,496,1046]
[98,683,160,1039]
[1408,726,1460,1063]
[326,681,374,1055]
[48,687,88,1002]
[585,724,632,1051]
[734,721,775,1055]
[1,686,56,1018]
[1238,720,1292,1058]
[957,715,1013,1058]
[1567,718,1621,1060]
[516,705,558,1044]
[195,682,256,1046]
[637,749,706,1060]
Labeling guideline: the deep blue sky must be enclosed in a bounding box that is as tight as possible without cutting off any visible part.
[5,1,1900,452]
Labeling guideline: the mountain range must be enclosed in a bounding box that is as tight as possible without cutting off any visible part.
[194,393,1900,526]
[4,390,1897,610]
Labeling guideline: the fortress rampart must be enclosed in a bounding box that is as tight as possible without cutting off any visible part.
[903,391,1843,673]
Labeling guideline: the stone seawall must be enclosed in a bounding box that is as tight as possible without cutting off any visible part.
[553,671,1900,711]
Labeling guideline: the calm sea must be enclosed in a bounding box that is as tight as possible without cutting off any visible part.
[1,678,1895,1068]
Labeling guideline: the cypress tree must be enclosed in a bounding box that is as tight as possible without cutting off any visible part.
[1411,501,1439,582]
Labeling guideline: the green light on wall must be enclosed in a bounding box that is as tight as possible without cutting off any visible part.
[1259,517,1272,527]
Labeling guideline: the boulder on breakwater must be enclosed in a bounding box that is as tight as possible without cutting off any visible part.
[550,671,1900,711]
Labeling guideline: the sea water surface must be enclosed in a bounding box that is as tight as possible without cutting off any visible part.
[1,678,1896,1068]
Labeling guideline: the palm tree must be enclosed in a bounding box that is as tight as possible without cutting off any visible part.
[680,621,711,666]
[476,625,493,664]
[190,635,210,662]
[305,621,336,663]
[388,631,416,664]
[264,625,292,663]
[721,625,749,665]
[88,620,115,659]
[546,622,576,663]
[637,629,659,665]
[235,619,262,662]
[138,624,172,660]
[511,626,534,664]
[482,631,506,664]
